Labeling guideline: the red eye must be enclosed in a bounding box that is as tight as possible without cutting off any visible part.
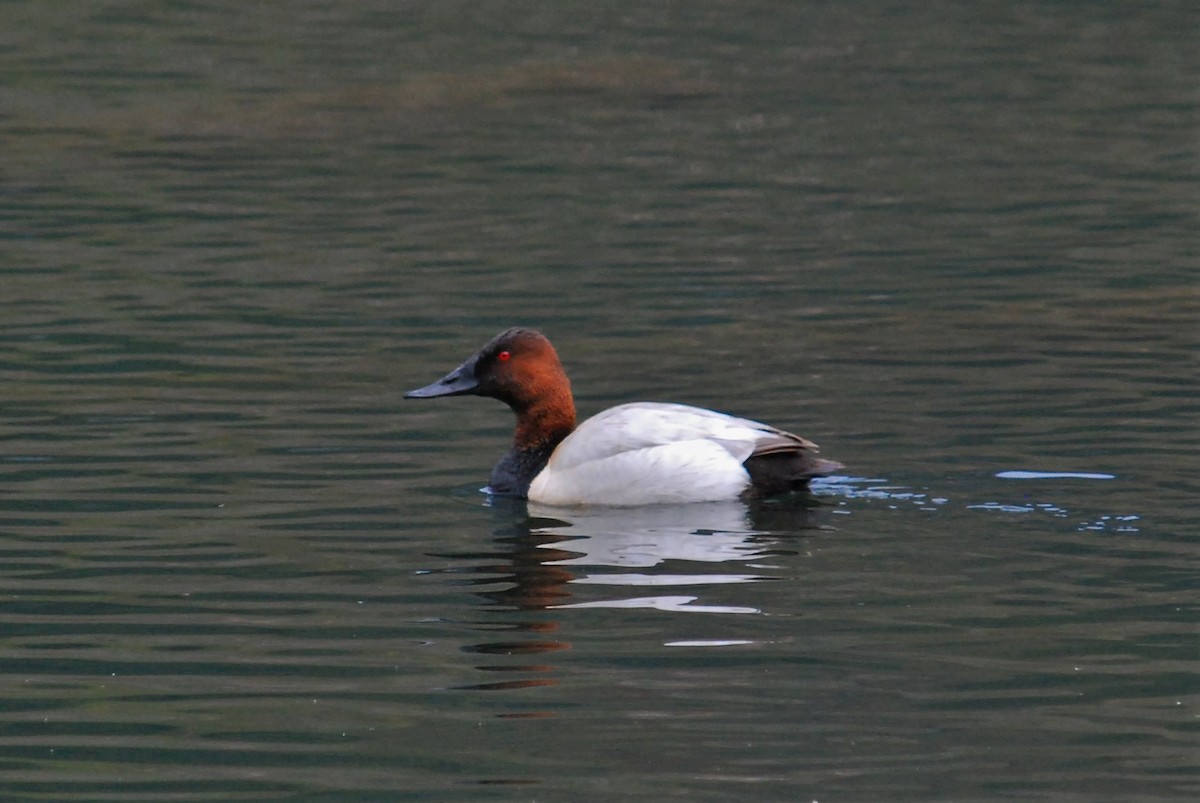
[497,350,511,362]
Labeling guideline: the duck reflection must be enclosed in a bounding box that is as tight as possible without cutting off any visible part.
[443,501,577,697]
[437,495,824,698]
[529,501,790,615]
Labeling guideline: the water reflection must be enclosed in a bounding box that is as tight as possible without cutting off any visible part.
[528,500,814,615]
[442,469,1148,694]
[434,507,576,699]
[435,495,827,701]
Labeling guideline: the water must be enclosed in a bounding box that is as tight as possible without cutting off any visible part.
[2,2,1197,800]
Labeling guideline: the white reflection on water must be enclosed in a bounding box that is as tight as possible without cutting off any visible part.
[522,501,792,614]
[527,501,764,567]
[552,595,760,614]
[570,573,764,586]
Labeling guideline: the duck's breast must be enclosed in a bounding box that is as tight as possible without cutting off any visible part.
[527,402,768,506]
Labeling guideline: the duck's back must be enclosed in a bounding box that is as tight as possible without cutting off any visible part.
[527,402,829,506]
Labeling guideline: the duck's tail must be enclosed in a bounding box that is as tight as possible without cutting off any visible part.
[807,458,845,477]
[743,452,844,496]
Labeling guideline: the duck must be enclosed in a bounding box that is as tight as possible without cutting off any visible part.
[405,327,842,506]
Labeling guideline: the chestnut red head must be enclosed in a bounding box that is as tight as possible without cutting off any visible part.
[405,328,570,414]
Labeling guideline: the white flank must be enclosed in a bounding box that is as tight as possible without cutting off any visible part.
[527,402,789,506]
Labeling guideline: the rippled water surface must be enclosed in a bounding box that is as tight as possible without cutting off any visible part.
[3,2,1197,800]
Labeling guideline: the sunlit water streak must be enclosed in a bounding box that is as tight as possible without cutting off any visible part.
[997,471,1118,480]
[818,475,1144,534]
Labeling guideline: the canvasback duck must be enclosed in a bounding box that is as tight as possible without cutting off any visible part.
[405,328,842,506]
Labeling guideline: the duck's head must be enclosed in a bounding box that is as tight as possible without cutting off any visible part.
[405,327,574,419]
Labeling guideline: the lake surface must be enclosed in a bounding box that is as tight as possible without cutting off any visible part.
[2,2,1197,800]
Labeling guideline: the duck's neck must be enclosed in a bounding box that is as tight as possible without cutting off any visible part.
[490,393,576,497]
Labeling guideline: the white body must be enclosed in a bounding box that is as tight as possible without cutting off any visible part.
[527,402,793,506]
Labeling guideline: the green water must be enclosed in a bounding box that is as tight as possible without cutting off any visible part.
[2,2,1196,800]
